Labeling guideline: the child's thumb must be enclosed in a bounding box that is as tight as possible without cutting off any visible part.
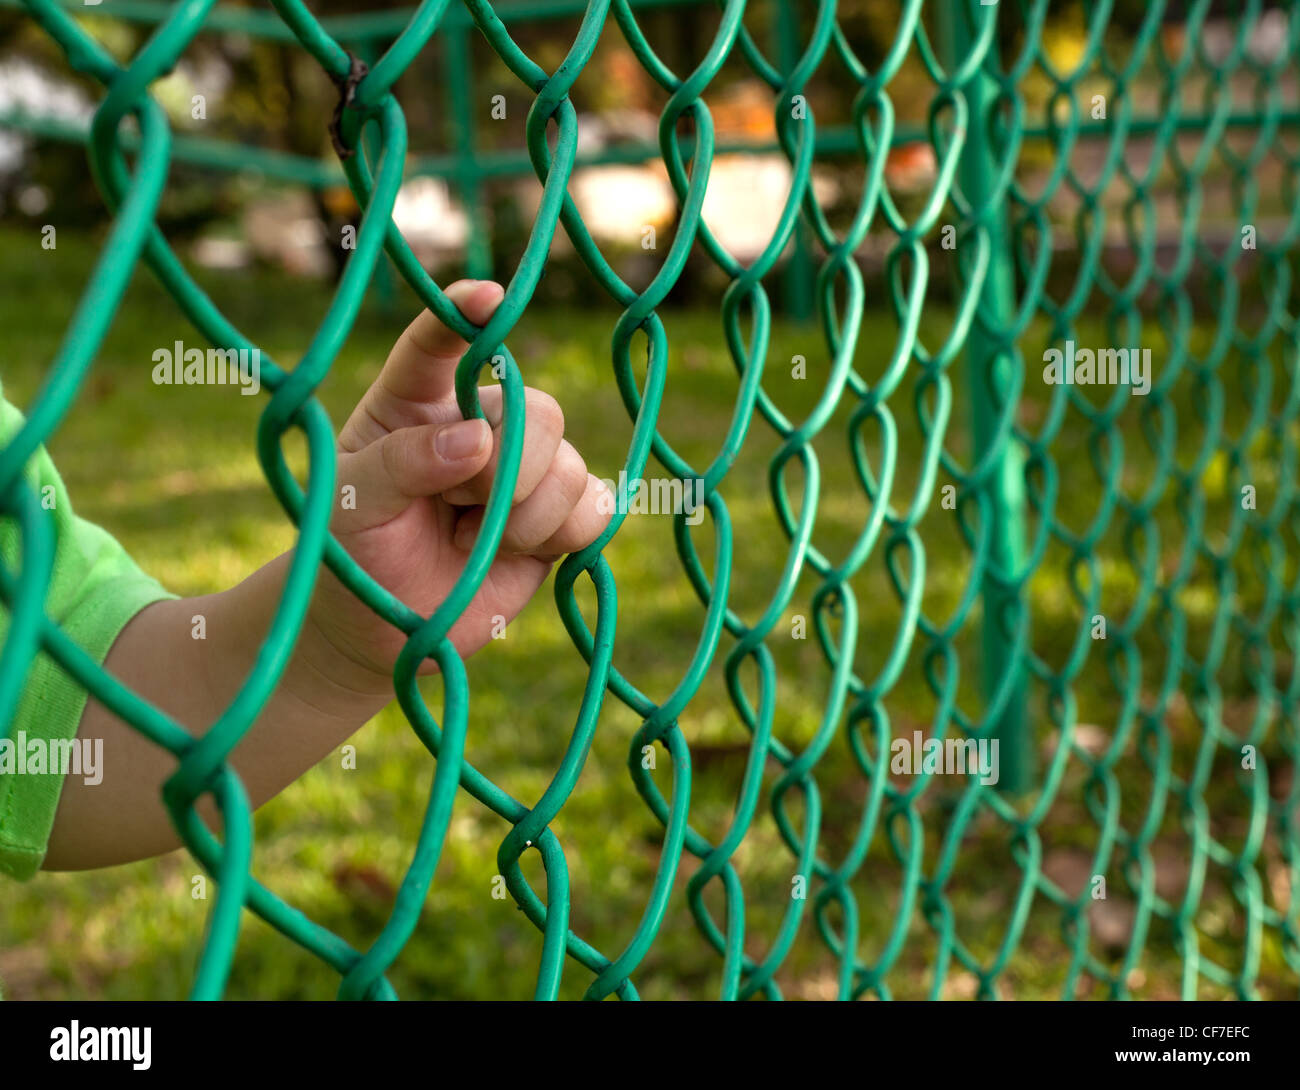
[333,419,492,532]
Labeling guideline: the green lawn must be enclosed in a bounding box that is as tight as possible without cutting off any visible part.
[0,225,1295,1000]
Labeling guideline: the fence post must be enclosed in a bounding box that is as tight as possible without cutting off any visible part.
[774,0,813,320]
[936,0,1032,793]
[444,11,493,280]
[356,37,399,313]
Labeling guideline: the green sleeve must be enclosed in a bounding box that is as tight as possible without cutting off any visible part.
[0,394,176,879]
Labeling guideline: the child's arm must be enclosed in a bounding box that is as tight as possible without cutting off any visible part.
[43,280,611,870]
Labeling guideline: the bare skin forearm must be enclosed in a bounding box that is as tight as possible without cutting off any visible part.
[43,554,392,870]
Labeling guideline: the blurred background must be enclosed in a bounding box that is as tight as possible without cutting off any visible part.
[5,0,1285,308]
[0,0,1296,1000]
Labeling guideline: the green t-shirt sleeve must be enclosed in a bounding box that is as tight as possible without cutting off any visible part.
[0,395,176,880]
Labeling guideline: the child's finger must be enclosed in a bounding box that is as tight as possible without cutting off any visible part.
[452,440,589,553]
[531,474,615,557]
[338,282,505,452]
[334,419,493,532]
[441,386,564,506]
[455,473,612,559]
[378,281,504,404]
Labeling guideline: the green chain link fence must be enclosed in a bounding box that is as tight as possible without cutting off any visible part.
[2,0,1298,999]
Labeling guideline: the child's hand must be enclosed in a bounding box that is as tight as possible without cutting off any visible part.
[46,279,613,868]
[306,280,612,692]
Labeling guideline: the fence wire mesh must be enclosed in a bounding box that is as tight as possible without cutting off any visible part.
[3,0,1299,999]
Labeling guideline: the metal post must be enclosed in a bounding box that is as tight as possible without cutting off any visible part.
[938,0,1031,793]
[775,0,813,321]
[356,38,399,314]
[444,15,493,280]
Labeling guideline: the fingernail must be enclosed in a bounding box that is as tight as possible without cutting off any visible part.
[436,419,488,460]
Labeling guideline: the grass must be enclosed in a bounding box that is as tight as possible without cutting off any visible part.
[0,224,1295,1000]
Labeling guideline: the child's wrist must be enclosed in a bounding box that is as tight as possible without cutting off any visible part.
[291,611,397,710]
[223,556,395,720]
